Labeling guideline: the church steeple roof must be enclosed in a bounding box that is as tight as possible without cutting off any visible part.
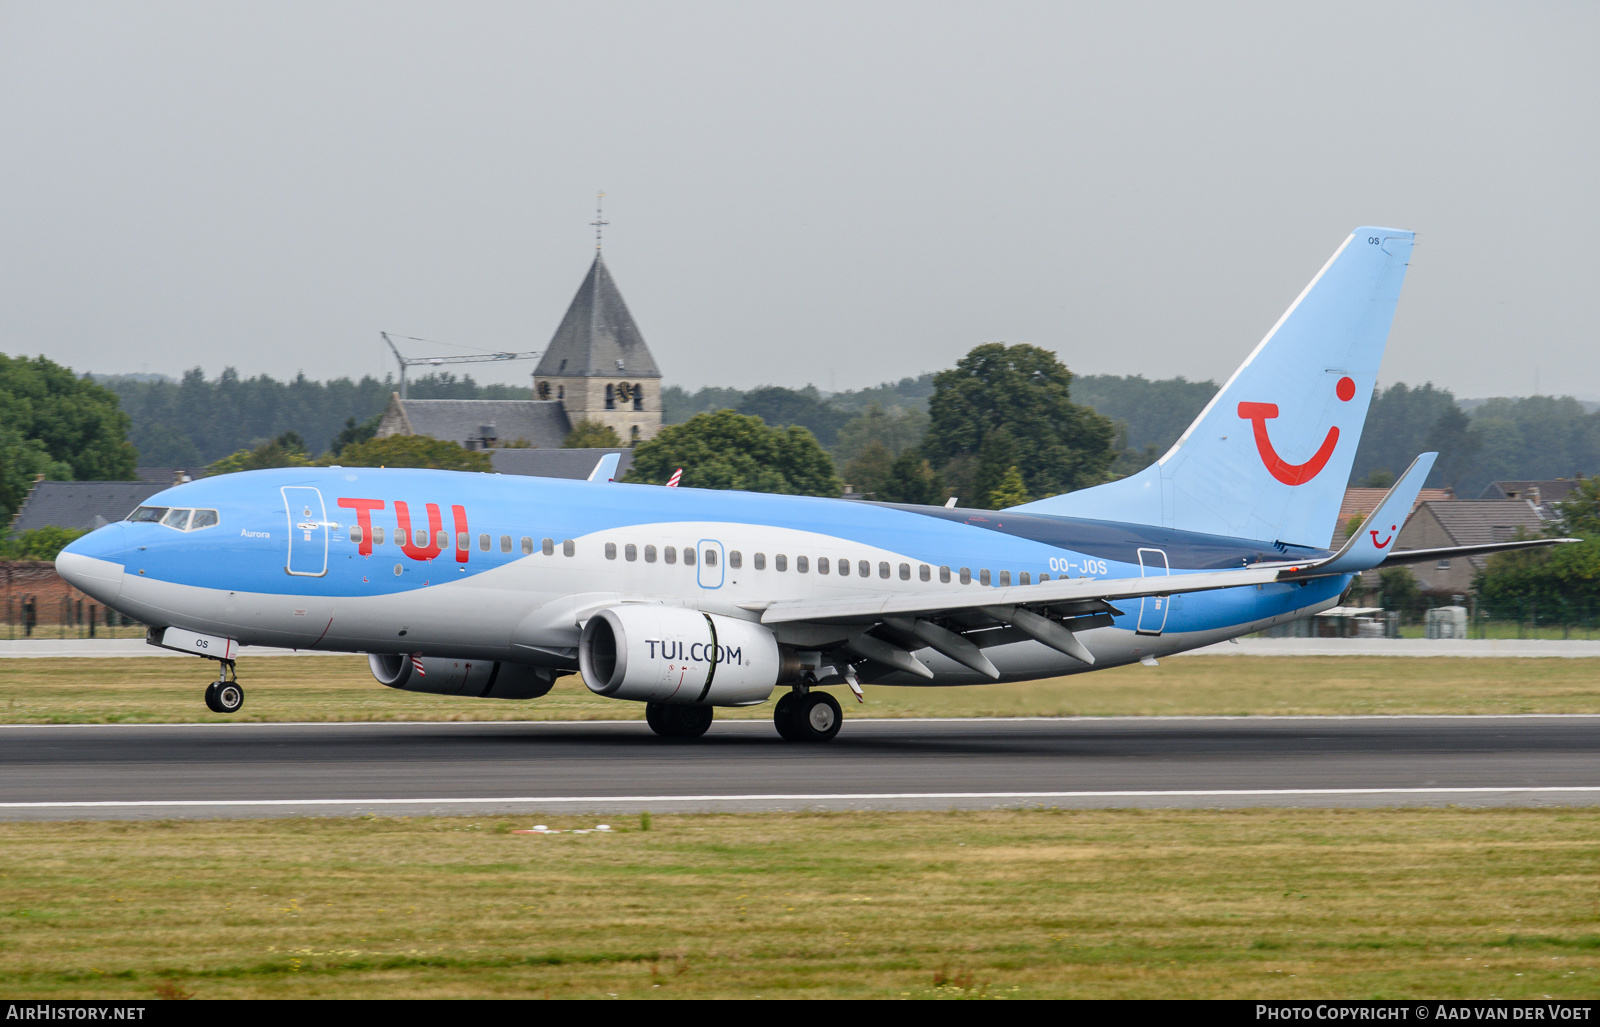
[533,254,661,379]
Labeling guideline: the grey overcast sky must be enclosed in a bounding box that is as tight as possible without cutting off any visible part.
[2,2,1597,398]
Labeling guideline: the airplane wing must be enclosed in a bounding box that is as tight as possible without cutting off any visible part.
[749,453,1578,680]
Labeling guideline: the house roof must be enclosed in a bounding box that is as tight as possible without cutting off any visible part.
[8,481,169,535]
[392,399,572,449]
[533,254,660,379]
[489,448,636,480]
[1416,499,1549,548]
[1479,479,1585,504]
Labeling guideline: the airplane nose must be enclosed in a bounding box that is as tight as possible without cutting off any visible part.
[56,523,128,604]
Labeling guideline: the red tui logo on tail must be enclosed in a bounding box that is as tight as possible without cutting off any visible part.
[1237,376,1356,486]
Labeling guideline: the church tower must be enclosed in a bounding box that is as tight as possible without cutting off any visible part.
[532,253,663,445]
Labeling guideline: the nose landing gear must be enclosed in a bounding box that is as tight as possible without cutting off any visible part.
[203,661,243,714]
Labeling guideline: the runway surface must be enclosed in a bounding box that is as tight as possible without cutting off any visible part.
[3,715,1599,819]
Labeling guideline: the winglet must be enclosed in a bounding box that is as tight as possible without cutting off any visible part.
[1295,452,1436,576]
[587,452,621,483]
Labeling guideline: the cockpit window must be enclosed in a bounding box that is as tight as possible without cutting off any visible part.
[127,506,220,531]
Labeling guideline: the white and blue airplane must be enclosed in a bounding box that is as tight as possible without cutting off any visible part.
[55,228,1571,741]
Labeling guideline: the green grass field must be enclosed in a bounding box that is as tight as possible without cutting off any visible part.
[1,654,1597,724]
[1,809,1597,999]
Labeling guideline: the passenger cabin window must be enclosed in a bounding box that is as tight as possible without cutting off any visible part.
[754,553,766,570]
[775,554,787,571]
[436,530,450,549]
[456,532,469,551]
[1019,571,1030,585]
[605,542,617,560]
[372,526,385,546]
[416,529,429,547]
[796,555,809,573]
[940,565,951,583]
[919,564,931,582]
[729,551,741,569]
[645,545,658,563]
[858,559,870,577]
[1039,573,1049,582]
[703,549,716,567]
[520,536,533,555]
[562,540,575,557]
[899,563,911,580]
[625,543,638,561]
[664,547,677,564]
[127,506,168,523]
[190,510,219,530]
[684,548,697,566]
[818,557,830,575]
[479,533,491,551]
[541,538,554,556]
[350,526,364,544]
[879,561,891,579]
[500,535,512,553]
[837,558,849,576]
[959,567,972,584]
[998,570,1011,586]
[980,569,991,586]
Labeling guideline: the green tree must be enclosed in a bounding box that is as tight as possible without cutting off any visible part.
[834,404,928,463]
[624,409,842,497]
[0,354,137,518]
[1477,476,1600,621]
[971,428,1019,510]
[922,343,1116,501]
[877,448,944,505]
[1378,566,1424,624]
[329,414,380,456]
[988,465,1029,509]
[326,435,493,472]
[842,440,895,497]
[737,386,851,448]
[563,420,624,448]
[208,432,314,475]
[0,526,87,561]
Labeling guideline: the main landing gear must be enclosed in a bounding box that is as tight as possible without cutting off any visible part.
[645,701,713,739]
[203,660,243,714]
[774,688,841,743]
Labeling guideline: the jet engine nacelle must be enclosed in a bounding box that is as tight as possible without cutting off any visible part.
[578,605,792,706]
[368,653,557,699]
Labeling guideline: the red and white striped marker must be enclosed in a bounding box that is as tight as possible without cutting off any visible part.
[665,468,683,487]
[410,653,426,677]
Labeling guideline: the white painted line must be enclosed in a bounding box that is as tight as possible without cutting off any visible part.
[6,786,1600,809]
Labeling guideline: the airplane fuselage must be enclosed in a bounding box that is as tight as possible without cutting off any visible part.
[59,466,1349,687]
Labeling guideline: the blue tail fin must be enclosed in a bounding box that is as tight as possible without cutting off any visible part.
[1009,227,1415,548]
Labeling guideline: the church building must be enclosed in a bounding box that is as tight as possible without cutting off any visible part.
[377,252,663,450]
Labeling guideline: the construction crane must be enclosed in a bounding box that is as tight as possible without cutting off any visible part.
[381,332,541,400]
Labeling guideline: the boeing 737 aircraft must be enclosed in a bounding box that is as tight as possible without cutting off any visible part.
[55,228,1572,741]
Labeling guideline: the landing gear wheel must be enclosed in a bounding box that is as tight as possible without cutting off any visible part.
[795,690,842,742]
[204,680,244,714]
[773,691,804,741]
[645,702,713,739]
